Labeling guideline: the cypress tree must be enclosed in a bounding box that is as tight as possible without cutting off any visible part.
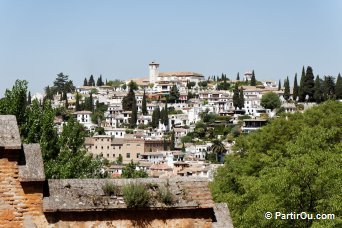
[142,90,147,115]
[170,130,175,150]
[278,80,281,91]
[238,87,244,110]
[75,92,81,111]
[293,73,299,101]
[236,72,240,81]
[284,77,290,101]
[27,91,32,105]
[302,66,315,101]
[233,84,239,110]
[336,73,342,99]
[313,75,323,103]
[164,101,169,127]
[299,66,306,101]
[83,78,88,86]
[89,75,95,86]
[250,70,256,86]
[65,93,69,108]
[163,138,168,150]
[323,76,336,100]
[130,96,137,128]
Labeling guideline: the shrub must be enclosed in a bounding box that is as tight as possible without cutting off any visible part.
[158,187,174,205]
[102,182,120,196]
[123,183,151,208]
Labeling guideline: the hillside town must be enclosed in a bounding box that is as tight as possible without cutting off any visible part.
[26,62,337,180]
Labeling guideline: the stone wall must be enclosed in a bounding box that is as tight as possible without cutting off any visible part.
[0,156,48,228]
[0,115,233,227]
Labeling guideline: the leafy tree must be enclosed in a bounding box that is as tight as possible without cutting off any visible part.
[313,75,324,103]
[53,72,69,94]
[236,72,240,81]
[250,70,256,86]
[169,85,180,103]
[210,139,226,163]
[142,90,147,115]
[283,76,290,101]
[83,78,88,86]
[261,92,281,110]
[23,99,42,143]
[211,101,342,228]
[121,160,148,178]
[233,84,239,110]
[238,87,244,110]
[0,80,28,127]
[116,154,123,165]
[293,73,299,101]
[336,73,342,99]
[198,81,208,88]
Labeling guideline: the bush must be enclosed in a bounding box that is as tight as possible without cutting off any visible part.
[102,182,120,196]
[123,183,151,208]
[158,187,174,205]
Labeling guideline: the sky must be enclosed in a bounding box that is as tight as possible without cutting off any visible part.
[0,0,341,95]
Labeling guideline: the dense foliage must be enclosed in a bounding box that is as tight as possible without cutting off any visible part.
[211,101,342,227]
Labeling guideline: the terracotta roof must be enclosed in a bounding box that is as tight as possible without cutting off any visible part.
[158,72,204,77]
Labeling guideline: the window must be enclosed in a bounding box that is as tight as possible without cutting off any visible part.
[101,146,103,149]
[95,146,97,149]
[113,154,115,157]
[107,154,109,158]
[107,146,109,149]
[119,146,121,149]
[126,153,130,158]
[137,153,140,158]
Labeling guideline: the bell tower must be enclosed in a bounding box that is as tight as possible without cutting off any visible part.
[149,61,159,83]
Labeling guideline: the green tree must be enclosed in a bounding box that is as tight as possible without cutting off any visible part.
[130,96,137,128]
[170,130,175,150]
[299,66,315,101]
[23,99,42,143]
[336,73,342,99]
[278,79,281,91]
[169,85,180,103]
[236,72,240,81]
[210,101,342,228]
[116,154,123,165]
[75,92,81,111]
[313,75,324,103]
[261,92,281,110]
[88,75,95,86]
[163,101,169,127]
[122,81,137,111]
[210,139,226,163]
[83,78,88,86]
[142,90,147,115]
[283,76,290,101]
[293,73,299,101]
[238,87,244,110]
[151,106,160,128]
[121,160,148,178]
[233,84,239,110]
[53,72,69,94]
[27,91,32,105]
[250,70,256,86]
[323,76,336,100]
[298,66,306,101]
[0,80,28,127]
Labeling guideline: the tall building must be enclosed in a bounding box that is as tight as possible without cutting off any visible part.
[149,61,160,84]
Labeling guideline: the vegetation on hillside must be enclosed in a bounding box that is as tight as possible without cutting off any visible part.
[210,101,342,227]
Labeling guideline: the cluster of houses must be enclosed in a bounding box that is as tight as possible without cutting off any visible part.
[34,62,299,179]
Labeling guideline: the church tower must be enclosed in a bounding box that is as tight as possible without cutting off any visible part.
[149,61,159,84]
